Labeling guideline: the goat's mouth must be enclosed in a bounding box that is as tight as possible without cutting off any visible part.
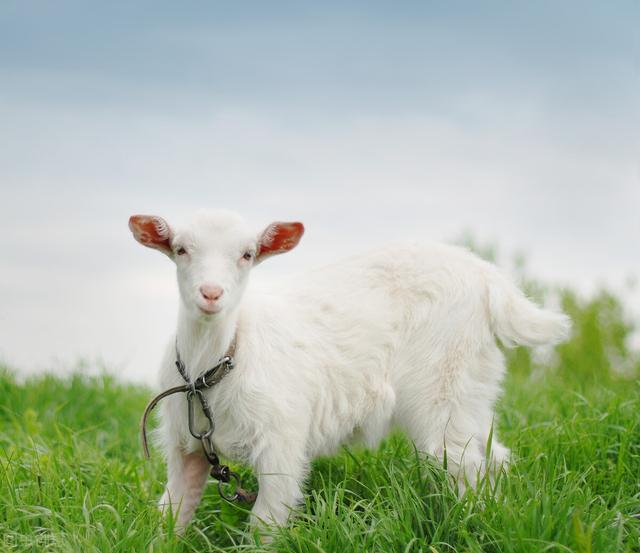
[197,303,222,315]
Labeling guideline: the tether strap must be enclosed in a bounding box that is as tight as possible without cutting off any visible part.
[140,336,257,503]
[141,384,189,458]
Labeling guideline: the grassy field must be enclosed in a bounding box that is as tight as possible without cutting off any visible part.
[1,290,639,552]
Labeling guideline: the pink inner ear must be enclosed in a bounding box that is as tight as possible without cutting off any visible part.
[258,222,304,257]
[129,215,172,252]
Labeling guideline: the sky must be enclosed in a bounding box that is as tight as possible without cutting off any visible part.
[1,1,638,382]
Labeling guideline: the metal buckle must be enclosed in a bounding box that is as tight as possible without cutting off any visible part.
[195,356,234,389]
[186,389,214,440]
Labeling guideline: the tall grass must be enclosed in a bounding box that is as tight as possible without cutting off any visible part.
[1,288,639,552]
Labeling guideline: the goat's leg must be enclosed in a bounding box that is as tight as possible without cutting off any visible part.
[249,446,308,529]
[412,402,486,490]
[159,448,210,531]
[397,342,509,491]
[397,386,487,490]
[477,422,511,477]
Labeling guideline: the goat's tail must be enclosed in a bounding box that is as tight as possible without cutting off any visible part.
[487,272,571,348]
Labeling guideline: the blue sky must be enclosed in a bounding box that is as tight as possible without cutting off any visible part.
[1,1,638,380]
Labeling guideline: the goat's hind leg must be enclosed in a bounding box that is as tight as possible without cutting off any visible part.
[403,399,487,492]
[474,347,511,477]
[395,351,499,491]
[477,423,511,478]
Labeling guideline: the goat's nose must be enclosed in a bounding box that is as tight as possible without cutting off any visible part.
[199,284,224,302]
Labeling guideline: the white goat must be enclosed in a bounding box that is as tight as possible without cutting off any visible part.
[129,209,570,530]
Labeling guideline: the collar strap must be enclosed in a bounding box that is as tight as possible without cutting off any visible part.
[140,335,237,459]
[175,335,237,390]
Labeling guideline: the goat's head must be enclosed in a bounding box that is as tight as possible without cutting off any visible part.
[129,210,304,320]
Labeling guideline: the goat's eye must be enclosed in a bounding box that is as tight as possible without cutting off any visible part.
[242,251,253,261]
[176,246,187,256]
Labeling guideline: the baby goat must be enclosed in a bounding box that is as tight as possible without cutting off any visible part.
[129,210,570,530]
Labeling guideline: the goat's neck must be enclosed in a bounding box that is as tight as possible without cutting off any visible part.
[176,305,239,380]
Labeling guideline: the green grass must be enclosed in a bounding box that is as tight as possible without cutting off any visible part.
[1,290,640,551]
[1,369,638,552]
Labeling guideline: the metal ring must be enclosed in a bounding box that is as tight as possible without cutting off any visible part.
[217,472,241,502]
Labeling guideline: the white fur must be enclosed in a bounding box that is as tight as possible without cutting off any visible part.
[133,209,571,530]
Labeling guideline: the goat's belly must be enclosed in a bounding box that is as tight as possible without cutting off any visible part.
[306,370,396,458]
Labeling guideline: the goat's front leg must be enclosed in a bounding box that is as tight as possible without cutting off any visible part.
[250,446,308,529]
[159,447,210,531]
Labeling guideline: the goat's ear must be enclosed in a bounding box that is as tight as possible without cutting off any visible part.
[128,215,173,256]
[256,221,304,263]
